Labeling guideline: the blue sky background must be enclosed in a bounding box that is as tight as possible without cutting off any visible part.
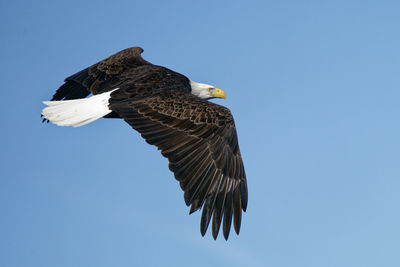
[1,1,400,266]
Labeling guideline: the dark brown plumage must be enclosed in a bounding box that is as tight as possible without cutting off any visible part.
[44,47,248,240]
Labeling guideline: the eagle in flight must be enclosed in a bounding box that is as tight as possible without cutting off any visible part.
[41,47,248,240]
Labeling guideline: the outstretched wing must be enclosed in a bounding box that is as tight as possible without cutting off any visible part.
[109,90,248,240]
[49,47,151,101]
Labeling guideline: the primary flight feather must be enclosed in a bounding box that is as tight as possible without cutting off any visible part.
[41,47,248,240]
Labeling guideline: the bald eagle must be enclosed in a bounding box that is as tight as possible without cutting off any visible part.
[41,47,247,240]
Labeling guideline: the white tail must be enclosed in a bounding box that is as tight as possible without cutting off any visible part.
[41,89,118,127]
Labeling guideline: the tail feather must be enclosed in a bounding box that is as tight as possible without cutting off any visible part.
[41,89,118,127]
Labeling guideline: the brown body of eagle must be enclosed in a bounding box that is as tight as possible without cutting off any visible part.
[44,47,248,240]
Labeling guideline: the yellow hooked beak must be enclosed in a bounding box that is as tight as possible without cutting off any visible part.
[210,88,226,99]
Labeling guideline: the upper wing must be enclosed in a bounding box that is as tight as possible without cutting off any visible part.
[109,90,248,240]
[49,47,151,101]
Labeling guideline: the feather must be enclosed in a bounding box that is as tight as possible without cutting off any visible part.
[232,185,242,234]
[222,182,234,240]
[211,180,227,239]
[188,167,217,214]
[200,176,223,236]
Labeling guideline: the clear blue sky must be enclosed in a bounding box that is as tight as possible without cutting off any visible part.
[1,1,400,266]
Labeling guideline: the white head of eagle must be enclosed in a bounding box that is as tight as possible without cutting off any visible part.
[190,80,226,100]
